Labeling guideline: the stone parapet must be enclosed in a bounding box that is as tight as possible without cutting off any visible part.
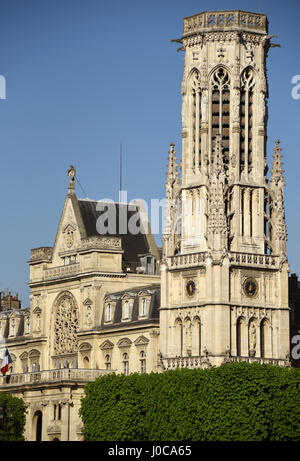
[182,10,268,37]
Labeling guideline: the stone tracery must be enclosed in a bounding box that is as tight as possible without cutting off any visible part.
[53,292,78,355]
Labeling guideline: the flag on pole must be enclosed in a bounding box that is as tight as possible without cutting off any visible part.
[1,348,12,376]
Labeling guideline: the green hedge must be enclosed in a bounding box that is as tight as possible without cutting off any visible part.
[0,393,27,441]
[79,362,300,441]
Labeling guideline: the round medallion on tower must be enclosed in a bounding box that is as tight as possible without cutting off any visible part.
[186,280,196,297]
[243,278,258,298]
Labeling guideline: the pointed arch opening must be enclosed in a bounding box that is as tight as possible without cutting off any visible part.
[175,318,183,357]
[210,67,230,165]
[193,316,201,357]
[260,318,271,358]
[236,316,246,357]
[188,69,202,172]
[33,410,42,442]
[240,67,256,175]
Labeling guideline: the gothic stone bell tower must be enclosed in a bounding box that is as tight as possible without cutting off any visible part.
[160,10,290,369]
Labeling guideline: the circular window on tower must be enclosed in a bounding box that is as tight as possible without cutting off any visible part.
[243,277,258,298]
[186,280,196,297]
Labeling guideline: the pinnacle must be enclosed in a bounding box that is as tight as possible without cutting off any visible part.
[165,142,179,189]
[270,139,285,186]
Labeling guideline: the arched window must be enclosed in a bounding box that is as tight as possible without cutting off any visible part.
[240,68,255,175]
[211,67,230,163]
[53,404,61,421]
[184,317,192,357]
[83,356,90,368]
[33,411,42,442]
[175,318,183,356]
[105,354,111,370]
[193,317,201,356]
[260,319,269,358]
[53,292,78,356]
[140,351,146,373]
[236,317,246,357]
[123,353,129,376]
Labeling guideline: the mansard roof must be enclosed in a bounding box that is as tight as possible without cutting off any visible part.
[100,284,160,329]
[77,198,154,265]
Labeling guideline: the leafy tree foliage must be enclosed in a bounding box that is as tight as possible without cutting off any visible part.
[0,393,27,441]
[79,362,300,441]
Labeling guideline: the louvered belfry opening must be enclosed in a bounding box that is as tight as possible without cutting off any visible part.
[240,68,255,174]
[211,67,230,167]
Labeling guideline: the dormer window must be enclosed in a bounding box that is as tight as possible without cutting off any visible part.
[107,303,112,322]
[25,317,30,334]
[10,318,16,336]
[124,300,130,319]
[138,294,150,318]
[141,298,147,317]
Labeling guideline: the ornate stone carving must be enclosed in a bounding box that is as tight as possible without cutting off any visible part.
[53,293,78,355]
[30,247,53,262]
[63,224,76,249]
[81,236,121,250]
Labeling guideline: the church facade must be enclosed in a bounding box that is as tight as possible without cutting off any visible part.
[0,10,294,441]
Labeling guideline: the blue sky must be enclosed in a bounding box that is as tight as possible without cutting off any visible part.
[0,0,299,305]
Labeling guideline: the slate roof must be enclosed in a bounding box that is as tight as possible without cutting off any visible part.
[77,199,153,265]
[100,284,160,329]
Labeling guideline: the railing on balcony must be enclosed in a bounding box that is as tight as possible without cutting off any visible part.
[163,356,205,370]
[44,263,81,281]
[231,356,288,366]
[163,355,289,370]
[229,252,279,268]
[168,251,279,270]
[168,252,206,269]
[0,368,112,387]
